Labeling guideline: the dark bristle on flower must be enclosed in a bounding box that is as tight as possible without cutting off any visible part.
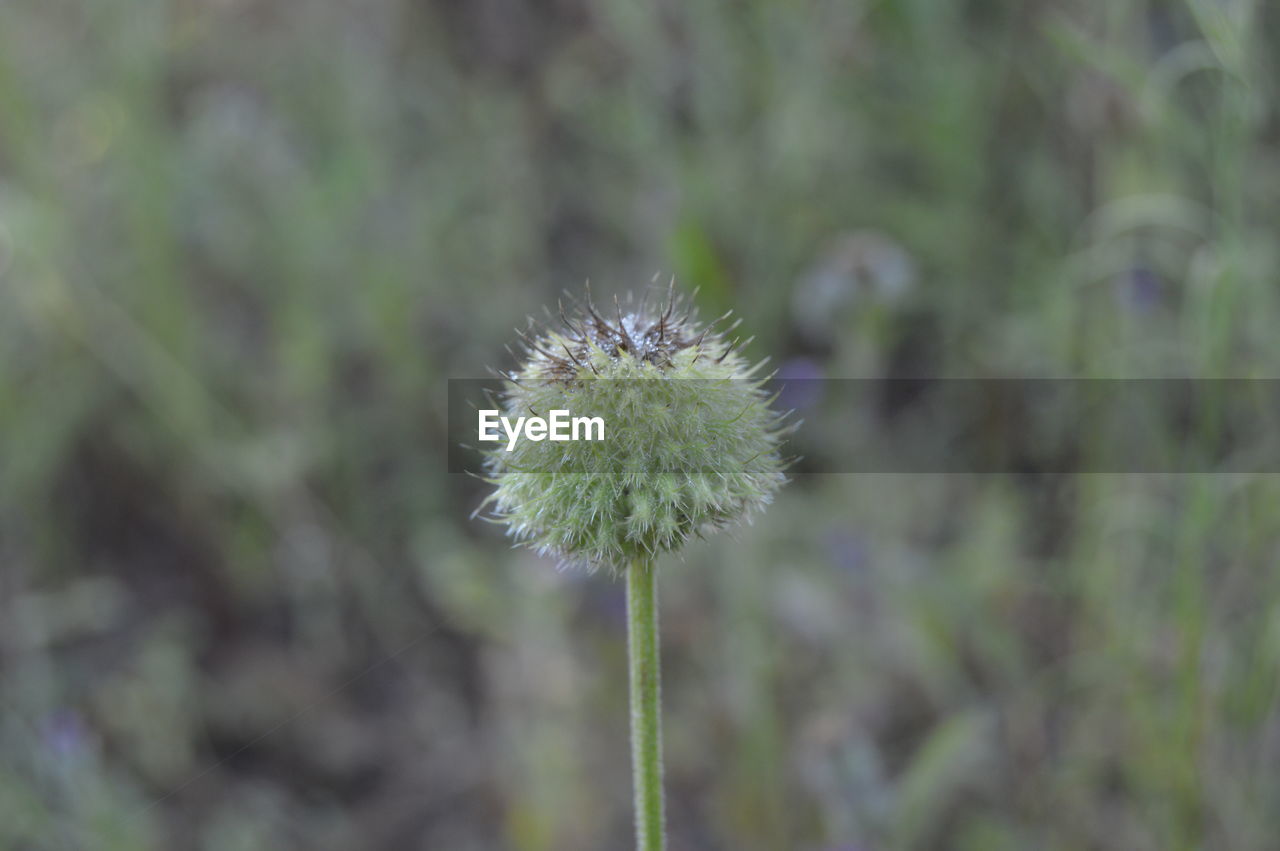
[522,289,723,381]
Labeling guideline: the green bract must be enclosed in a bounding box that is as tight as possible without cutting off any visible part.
[479,290,789,569]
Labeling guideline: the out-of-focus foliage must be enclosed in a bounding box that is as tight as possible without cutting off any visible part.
[1,0,1278,849]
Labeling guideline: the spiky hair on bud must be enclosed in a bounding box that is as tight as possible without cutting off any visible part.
[477,283,791,570]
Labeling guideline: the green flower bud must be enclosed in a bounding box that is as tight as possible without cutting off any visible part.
[478,287,789,570]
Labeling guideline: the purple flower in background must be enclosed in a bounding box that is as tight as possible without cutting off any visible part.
[1116,266,1164,313]
[825,529,870,576]
[583,580,628,629]
[776,358,826,413]
[41,709,91,763]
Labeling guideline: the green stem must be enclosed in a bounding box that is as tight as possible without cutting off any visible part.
[626,557,666,851]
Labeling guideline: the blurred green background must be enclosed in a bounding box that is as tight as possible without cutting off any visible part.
[2,0,1279,849]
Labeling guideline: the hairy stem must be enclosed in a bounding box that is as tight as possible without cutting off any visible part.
[627,558,666,851]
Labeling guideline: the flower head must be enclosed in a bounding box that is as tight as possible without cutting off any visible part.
[478,285,789,570]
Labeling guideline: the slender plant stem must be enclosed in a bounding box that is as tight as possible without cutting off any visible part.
[627,557,666,851]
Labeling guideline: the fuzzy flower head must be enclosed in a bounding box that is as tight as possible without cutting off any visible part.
[478,285,789,570]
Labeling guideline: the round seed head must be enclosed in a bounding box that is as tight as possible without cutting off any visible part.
[479,287,789,570]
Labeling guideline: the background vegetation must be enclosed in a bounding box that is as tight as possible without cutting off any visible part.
[2,0,1278,848]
